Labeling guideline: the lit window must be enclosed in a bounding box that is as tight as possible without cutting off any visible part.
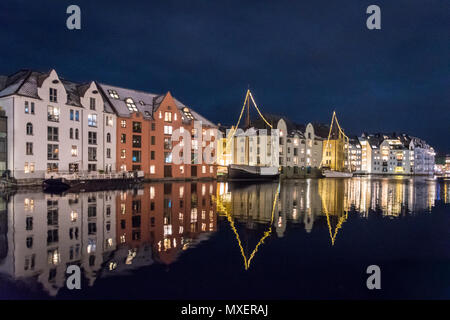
[164,125,173,135]
[121,120,126,128]
[164,112,172,122]
[202,165,206,174]
[180,165,184,174]
[150,165,155,174]
[108,89,119,99]
[71,146,78,156]
[88,114,97,127]
[47,106,60,122]
[121,149,126,159]
[182,107,194,120]
[125,98,138,112]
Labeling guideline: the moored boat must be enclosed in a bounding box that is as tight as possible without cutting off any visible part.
[228,164,279,181]
[322,169,353,178]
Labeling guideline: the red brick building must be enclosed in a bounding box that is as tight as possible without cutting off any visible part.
[98,83,217,179]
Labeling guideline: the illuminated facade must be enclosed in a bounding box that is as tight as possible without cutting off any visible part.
[0,69,117,180]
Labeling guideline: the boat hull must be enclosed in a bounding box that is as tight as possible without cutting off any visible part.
[322,170,353,178]
[228,165,279,181]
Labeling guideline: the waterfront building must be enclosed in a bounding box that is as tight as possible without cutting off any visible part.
[345,136,362,173]
[0,69,117,180]
[276,118,324,178]
[358,133,435,175]
[231,126,279,168]
[97,84,217,179]
[0,69,217,181]
[0,109,6,175]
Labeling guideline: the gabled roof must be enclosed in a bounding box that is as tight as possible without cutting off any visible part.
[97,83,158,119]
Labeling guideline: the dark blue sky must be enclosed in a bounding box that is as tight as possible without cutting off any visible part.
[1,0,449,152]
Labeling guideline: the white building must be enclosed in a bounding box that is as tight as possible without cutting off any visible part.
[358,133,435,175]
[0,69,117,180]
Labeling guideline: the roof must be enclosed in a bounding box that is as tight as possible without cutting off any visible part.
[0,69,215,125]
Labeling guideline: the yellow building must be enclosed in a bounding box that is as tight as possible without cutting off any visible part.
[322,131,346,171]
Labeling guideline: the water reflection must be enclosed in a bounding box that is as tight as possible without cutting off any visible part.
[0,182,217,296]
[0,177,448,297]
[216,177,448,266]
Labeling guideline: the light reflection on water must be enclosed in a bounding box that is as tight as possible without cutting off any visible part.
[0,177,448,298]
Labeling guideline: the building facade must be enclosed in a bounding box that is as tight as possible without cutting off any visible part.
[0,70,117,180]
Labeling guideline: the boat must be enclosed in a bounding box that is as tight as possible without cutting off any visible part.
[320,111,354,178]
[228,164,279,181]
[322,169,353,178]
[222,89,281,182]
[43,171,145,193]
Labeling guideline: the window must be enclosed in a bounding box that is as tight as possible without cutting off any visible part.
[151,136,155,145]
[88,164,97,172]
[164,137,172,150]
[47,163,58,173]
[71,146,78,157]
[88,131,97,145]
[24,162,35,173]
[106,148,111,158]
[180,165,184,174]
[75,128,79,140]
[49,88,57,102]
[108,89,119,99]
[106,116,113,127]
[88,114,97,127]
[26,122,33,135]
[47,127,58,141]
[25,101,29,113]
[164,125,172,135]
[125,98,138,112]
[26,217,33,230]
[132,150,141,163]
[151,151,155,160]
[90,97,96,110]
[164,152,172,163]
[182,107,194,120]
[70,109,74,120]
[132,122,142,133]
[88,147,97,161]
[150,165,155,174]
[70,128,73,139]
[202,165,206,174]
[121,150,126,159]
[121,134,126,143]
[151,123,155,131]
[47,106,60,122]
[121,120,126,128]
[164,112,172,122]
[132,135,141,148]
[47,144,58,160]
[75,110,79,121]
[106,133,111,143]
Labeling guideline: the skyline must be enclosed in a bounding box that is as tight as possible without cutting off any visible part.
[1,0,448,152]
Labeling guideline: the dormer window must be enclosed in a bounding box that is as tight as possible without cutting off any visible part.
[49,88,57,102]
[139,101,145,106]
[125,98,138,112]
[108,89,119,99]
[182,107,194,120]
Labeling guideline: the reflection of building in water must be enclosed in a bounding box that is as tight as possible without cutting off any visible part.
[106,182,217,273]
[0,191,116,296]
[0,182,217,296]
[217,177,442,244]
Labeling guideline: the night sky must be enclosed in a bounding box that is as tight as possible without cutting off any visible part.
[1,0,448,152]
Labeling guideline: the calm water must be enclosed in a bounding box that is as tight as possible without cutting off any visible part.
[0,177,449,299]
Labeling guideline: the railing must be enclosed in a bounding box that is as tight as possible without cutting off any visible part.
[45,171,145,181]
